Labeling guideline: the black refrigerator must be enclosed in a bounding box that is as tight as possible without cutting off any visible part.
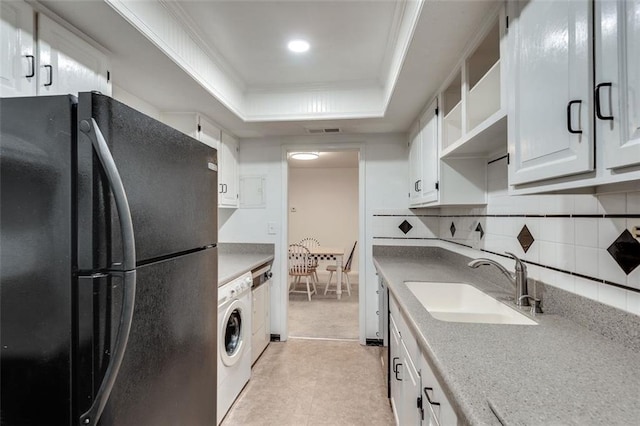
[0,93,218,425]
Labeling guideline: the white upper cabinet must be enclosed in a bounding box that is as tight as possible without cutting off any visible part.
[37,14,110,97]
[219,131,239,208]
[508,0,593,185]
[420,101,439,204]
[161,112,239,208]
[408,125,423,203]
[1,1,110,98]
[596,0,640,170]
[0,0,36,97]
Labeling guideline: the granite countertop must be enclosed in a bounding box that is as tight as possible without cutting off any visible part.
[218,243,274,285]
[373,246,640,426]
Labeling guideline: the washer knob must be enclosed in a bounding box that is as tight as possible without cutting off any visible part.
[230,289,236,296]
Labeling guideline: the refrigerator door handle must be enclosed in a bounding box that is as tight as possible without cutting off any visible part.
[79,270,136,426]
[79,118,136,271]
[79,118,137,426]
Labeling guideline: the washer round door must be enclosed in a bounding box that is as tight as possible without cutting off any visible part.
[220,298,248,367]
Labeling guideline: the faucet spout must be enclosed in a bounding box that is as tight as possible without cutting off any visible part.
[467,253,530,307]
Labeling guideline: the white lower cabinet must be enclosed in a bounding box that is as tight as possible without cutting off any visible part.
[390,296,458,426]
[251,280,270,365]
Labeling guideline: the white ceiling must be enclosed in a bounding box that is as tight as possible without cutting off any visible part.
[39,0,498,138]
[177,1,400,90]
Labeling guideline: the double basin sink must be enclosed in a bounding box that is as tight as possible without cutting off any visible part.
[406,281,537,325]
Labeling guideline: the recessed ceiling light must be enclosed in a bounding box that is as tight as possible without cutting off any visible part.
[287,39,310,53]
[290,152,319,160]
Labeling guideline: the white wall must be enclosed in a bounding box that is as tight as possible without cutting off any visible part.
[219,133,408,340]
[288,167,359,280]
[372,156,640,317]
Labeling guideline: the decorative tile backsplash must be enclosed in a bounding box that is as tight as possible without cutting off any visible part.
[372,157,640,315]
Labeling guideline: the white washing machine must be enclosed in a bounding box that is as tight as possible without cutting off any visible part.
[217,271,253,425]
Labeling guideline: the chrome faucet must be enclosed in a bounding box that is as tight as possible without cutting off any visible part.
[467,252,530,307]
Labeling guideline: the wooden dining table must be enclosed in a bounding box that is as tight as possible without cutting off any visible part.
[308,246,345,299]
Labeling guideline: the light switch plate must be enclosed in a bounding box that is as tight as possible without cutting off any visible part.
[267,222,277,235]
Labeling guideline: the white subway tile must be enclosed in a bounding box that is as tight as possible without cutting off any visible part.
[627,291,640,316]
[573,194,599,215]
[598,249,628,285]
[627,191,640,214]
[597,218,627,249]
[539,217,574,244]
[574,218,599,248]
[574,246,599,278]
[597,193,626,214]
[598,283,627,310]
[574,276,599,301]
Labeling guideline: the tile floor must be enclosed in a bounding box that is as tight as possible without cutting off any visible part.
[221,339,394,426]
[288,286,359,340]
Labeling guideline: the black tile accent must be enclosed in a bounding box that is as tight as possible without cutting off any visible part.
[475,223,484,239]
[398,220,413,234]
[517,225,535,253]
[607,229,640,275]
[450,222,456,237]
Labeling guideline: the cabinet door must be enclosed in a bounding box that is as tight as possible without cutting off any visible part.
[420,100,439,203]
[401,341,421,426]
[596,0,640,169]
[220,132,239,207]
[37,14,110,96]
[508,0,593,185]
[0,0,36,97]
[409,128,423,205]
[389,316,402,425]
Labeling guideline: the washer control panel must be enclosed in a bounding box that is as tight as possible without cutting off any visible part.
[219,271,253,302]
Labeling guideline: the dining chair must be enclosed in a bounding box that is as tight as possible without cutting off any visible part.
[288,243,317,301]
[299,237,320,282]
[325,241,357,296]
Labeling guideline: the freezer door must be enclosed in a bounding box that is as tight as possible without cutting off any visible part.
[77,92,218,270]
[0,95,75,424]
[82,247,218,426]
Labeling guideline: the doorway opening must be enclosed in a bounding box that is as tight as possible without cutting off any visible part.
[286,150,360,341]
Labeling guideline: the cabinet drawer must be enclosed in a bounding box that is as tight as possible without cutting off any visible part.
[389,295,419,362]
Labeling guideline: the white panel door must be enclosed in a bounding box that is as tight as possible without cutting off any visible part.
[0,1,35,97]
[596,0,640,169]
[220,132,239,208]
[37,14,110,96]
[420,99,439,203]
[509,0,593,185]
[409,128,422,205]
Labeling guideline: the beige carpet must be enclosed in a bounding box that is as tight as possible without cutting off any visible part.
[288,283,359,340]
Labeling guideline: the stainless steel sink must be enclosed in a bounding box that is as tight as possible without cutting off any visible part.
[405,281,537,325]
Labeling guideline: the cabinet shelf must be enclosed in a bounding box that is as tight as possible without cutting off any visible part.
[441,109,506,159]
[467,60,501,130]
[443,101,462,150]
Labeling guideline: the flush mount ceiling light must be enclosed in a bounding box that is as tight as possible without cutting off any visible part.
[287,39,310,53]
[289,152,319,160]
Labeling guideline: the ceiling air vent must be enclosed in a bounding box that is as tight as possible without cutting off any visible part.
[305,127,341,134]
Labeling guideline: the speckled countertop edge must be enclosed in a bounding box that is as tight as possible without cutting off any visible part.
[218,243,274,285]
[373,246,640,426]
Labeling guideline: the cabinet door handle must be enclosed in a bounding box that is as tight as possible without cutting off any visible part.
[595,82,613,121]
[219,183,224,193]
[392,356,400,373]
[223,183,228,193]
[566,100,583,134]
[394,363,403,381]
[417,179,422,192]
[25,55,35,78]
[43,65,53,87]
[423,387,441,407]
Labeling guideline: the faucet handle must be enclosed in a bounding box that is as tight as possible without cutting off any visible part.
[505,252,527,271]
[518,295,543,315]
